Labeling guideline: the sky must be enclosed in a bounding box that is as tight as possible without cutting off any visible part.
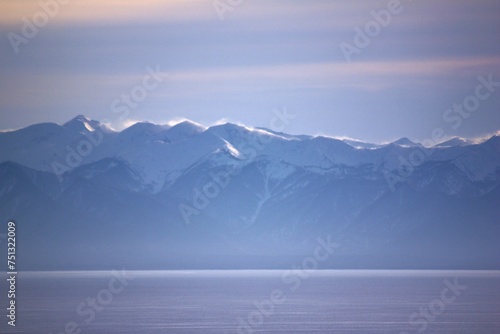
[0,0,499,143]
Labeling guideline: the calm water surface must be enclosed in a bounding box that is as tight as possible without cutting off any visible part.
[1,270,499,333]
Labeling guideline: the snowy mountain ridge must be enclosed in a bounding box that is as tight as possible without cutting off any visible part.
[1,116,498,194]
[0,116,499,270]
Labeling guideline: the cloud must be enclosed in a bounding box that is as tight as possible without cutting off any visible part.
[0,0,215,26]
[2,56,499,113]
[166,57,500,92]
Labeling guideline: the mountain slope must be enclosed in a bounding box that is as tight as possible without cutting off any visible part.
[0,117,498,270]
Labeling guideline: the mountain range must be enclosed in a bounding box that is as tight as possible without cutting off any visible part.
[0,115,499,270]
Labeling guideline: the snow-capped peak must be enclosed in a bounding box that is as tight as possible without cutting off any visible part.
[389,137,421,147]
[435,137,474,147]
[63,115,102,133]
[165,120,206,142]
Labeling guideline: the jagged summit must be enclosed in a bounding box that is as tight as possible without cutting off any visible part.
[390,137,421,147]
[63,115,101,133]
[435,137,474,147]
[166,120,206,141]
[65,114,91,124]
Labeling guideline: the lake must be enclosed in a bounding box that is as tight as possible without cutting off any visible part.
[1,270,499,333]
